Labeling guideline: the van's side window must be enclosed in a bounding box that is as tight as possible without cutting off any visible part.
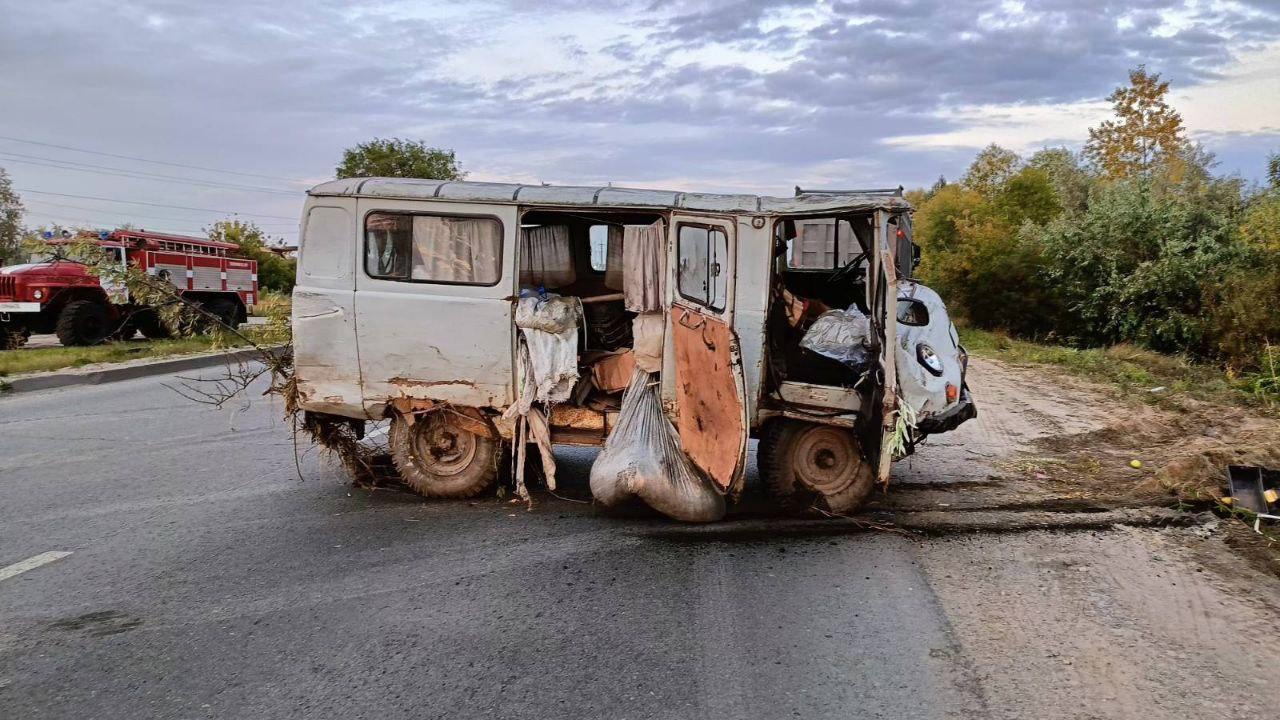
[677,223,728,311]
[364,212,502,286]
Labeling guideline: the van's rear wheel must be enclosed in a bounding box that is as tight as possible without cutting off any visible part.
[758,420,876,514]
[389,411,500,498]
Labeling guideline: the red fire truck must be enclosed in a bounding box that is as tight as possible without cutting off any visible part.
[0,229,258,349]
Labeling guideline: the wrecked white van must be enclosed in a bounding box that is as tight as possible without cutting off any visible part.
[292,179,975,520]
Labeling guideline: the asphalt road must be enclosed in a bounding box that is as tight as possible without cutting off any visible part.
[3,367,1279,719]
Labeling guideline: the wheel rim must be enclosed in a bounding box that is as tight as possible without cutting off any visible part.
[792,426,860,495]
[409,416,479,477]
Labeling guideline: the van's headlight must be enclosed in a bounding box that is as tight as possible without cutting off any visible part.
[32,288,45,300]
[917,343,943,376]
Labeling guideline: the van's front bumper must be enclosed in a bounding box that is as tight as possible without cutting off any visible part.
[916,386,977,435]
[0,302,41,313]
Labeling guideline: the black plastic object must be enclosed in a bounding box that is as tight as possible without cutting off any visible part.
[1227,465,1269,514]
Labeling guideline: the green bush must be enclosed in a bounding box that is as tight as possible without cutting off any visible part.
[912,143,1277,370]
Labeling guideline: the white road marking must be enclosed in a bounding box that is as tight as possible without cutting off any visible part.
[0,551,73,582]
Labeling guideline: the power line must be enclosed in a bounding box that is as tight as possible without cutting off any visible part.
[23,198,299,226]
[13,188,299,220]
[0,133,310,183]
[23,209,213,236]
[0,152,299,196]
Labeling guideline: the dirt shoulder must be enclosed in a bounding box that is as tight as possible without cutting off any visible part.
[880,352,1280,575]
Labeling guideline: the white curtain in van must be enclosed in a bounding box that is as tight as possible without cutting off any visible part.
[410,216,501,284]
[519,225,575,289]
[623,221,665,312]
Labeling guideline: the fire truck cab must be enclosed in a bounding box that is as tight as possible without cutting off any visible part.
[0,229,258,349]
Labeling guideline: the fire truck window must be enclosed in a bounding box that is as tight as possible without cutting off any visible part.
[302,206,353,281]
[364,212,502,286]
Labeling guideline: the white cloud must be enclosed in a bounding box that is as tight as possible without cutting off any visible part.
[881,39,1280,153]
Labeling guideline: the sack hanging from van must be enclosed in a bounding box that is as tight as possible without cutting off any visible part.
[590,370,725,522]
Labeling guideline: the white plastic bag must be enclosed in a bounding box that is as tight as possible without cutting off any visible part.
[800,307,873,371]
[589,370,725,522]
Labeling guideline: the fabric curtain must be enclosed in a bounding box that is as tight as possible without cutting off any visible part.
[519,225,575,289]
[410,216,500,284]
[604,225,624,291]
[622,221,666,312]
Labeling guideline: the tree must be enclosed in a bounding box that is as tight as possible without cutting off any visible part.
[0,166,23,266]
[336,138,465,180]
[1027,147,1091,215]
[961,145,1021,198]
[207,220,296,293]
[1267,151,1280,190]
[1084,66,1187,179]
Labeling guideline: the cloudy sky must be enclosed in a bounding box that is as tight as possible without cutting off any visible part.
[2,0,1279,242]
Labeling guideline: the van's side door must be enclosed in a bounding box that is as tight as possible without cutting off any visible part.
[669,214,749,495]
[353,198,517,414]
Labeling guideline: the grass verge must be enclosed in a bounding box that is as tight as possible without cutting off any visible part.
[0,292,291,377]
[959,326,1279,413]
[0,335,249,377]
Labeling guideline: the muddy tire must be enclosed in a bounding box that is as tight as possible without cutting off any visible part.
[757,419,876,514]
[1,324,29,350]
[135,309,171,339]
[55,300,111,347]
[389,411,501,498]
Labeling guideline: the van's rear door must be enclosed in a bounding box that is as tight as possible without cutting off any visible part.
[353,198,516,413]
[669,214,749,494]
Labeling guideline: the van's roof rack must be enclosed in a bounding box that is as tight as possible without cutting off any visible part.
[795,186,904,197]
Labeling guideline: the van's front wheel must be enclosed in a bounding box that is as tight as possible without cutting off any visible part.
[389,411,500,498]
[758,420,876,514]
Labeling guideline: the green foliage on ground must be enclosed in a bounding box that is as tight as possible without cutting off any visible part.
[335,138,465,181]
[912,68,1280,372]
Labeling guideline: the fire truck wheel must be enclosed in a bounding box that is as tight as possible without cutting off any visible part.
[389,411,500,498]
[205,298,242,329]
[55,300,112,347]
[113,317,138,341]
[757,420,876,515]
[1,325,30,350]
[135,310,172,339]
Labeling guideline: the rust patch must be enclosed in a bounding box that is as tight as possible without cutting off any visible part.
[388,377,478,389]
[388,396,498,439]
[672,305,745,491]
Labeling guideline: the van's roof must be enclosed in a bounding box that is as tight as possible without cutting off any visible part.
[308,178,912,214]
